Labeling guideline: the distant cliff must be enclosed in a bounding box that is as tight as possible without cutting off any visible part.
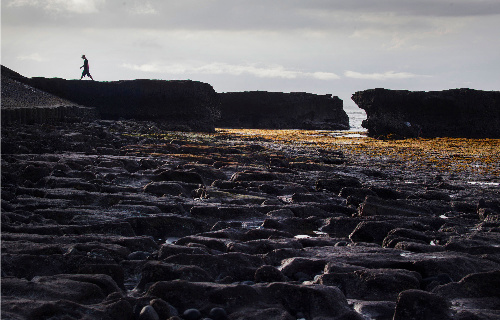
[352,88,500,138]
[217,91,349,130]
[2,66,220,132]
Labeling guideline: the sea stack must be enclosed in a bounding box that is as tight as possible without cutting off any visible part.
[352,88,500,138]
[218,91,349,130]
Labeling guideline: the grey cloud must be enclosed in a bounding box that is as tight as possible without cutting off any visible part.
[122,61,340,80]
[344,70,431,80]
[298,0,500,17]
[5,0,500,31]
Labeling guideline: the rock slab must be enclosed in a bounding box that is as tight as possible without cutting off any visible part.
[3,65,220,132]
[1,66,97,125]
[352,88,500,138]
[218,91,349,130]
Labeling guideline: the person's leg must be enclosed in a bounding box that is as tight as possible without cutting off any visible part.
[89,73,94,80]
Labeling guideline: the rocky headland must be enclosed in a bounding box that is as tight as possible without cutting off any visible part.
[2,67,500,320]
[1,67,97,125]
[2,65,220,132]
[352,88,500,139]
[217,91,349,130]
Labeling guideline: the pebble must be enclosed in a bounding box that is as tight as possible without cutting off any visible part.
[209,307,227,320]
[182,308,202,320]
[139,305,159,320]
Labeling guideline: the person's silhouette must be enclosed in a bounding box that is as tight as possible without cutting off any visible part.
[80,55,94,80]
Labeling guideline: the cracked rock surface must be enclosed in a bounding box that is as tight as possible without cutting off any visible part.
[2,120,500,320]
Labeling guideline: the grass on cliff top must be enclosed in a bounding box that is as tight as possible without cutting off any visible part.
[216,129,500,177]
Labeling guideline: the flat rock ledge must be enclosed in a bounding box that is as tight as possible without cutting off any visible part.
[352,88,500,138]
[1,67,97,125]
[1,105,97,125]
[2,65,220,132]
[217,91,349,130]
[2,119,500,320]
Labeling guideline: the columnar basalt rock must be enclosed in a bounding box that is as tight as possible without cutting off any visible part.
[352,88,500,138]
[218,91,349,130]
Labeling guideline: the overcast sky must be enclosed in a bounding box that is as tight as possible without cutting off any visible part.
[2,0,500,107]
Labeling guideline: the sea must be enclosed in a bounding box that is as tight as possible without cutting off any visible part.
[345,106,367,132]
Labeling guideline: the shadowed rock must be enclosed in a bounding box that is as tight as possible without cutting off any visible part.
[218,91,349,130]
[393,289,452,320]
[2,65,220,131]
[352,88,500,138]
[1,66,97,125]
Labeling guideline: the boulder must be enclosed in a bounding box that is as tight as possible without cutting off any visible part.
[1,275,110,304]
[254,265,287,283]
[358,196,433,217]
[279,257,327,281]
[146,281,357,319]
[316,268,421,301]
[125,214,209,238]
[433,270,500,298]
[143,182,188,196]
[349,221,397,245]
[230,171,278,182]
[316,177,362,193]
[217,91,349,130]
[162,253,264,281]
[353,301,396,320]
[138,261,213,289]
[352,88,500,138]
[393,289,452,320]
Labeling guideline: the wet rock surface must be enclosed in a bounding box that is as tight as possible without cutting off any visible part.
[352,88,500,138]
[2,120,500,320]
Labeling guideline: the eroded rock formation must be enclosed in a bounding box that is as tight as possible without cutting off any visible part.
[218,91,349,130]
[352,88,500,138]
[2,120,500,319]
[1,66,97,125]
[2,65,220,132]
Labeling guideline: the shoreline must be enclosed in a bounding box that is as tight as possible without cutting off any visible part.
[215,128,500,179]
[2,120,500,319]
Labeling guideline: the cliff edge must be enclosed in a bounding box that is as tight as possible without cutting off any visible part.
[2,65,220,132]
[217,91,349,130]
[352,88,500,138]
[1,66,97,125]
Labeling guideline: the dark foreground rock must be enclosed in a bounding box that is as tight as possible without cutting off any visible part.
[218,91,349,130]
[352,88,500,138]
[2,117,500,318]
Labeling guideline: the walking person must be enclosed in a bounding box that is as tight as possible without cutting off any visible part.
[80,55,94,80]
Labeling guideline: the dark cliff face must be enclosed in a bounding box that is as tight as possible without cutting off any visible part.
[1,66,97,125]
[24,78,220,132]
[352,88,500,138]
[217,91,349,130]
[2,65,220,132]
